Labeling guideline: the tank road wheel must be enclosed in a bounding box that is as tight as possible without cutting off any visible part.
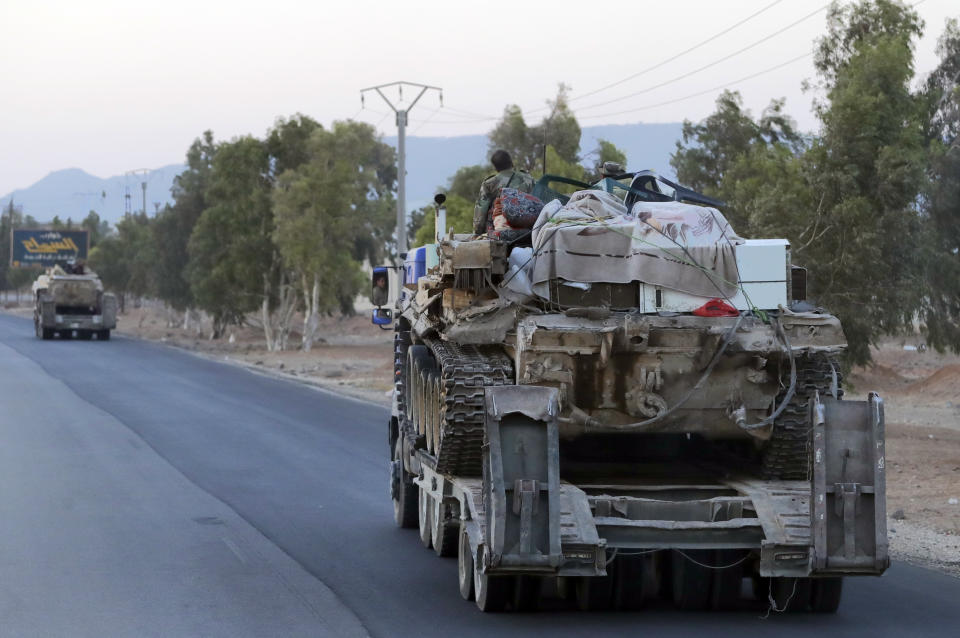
[770,577,811,612]
[418,488,433,549]
[671,550,712,611]
[430,372,443,456]
[391,440,417,529]
[424,369,437,455]
[457,522,475,601]
[710,550,746,611]
[431,500,458,558]
[810,577,843,613]
[405,345,430,440]
[474,559,512,612]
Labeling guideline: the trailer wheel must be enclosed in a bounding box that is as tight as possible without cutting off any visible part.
[457,522,474,601]
[431,505,458,558]
[810,577,842,613]
[474,559,512,612]
[614,554,652,610]
[710,549,746,611]
[513,576,541,612]
[418,488,433,549]
[391,441,417,529]
[575,570,615,611]
[671,550,712,610]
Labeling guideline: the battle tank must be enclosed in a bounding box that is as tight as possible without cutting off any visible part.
[374,170,887,613]
[33,265,117,340]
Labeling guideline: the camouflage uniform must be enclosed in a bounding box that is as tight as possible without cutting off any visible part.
[473,169,536,235]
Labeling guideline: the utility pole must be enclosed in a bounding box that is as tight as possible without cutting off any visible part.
[360,82,442,267]
[125,169,151,216]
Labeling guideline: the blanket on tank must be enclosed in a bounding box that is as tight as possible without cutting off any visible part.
[530,192,744,299]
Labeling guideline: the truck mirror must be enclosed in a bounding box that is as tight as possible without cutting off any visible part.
[372,267,389,307]
[371,308,393,326]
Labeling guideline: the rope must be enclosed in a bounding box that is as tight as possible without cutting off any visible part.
[675,549,752,570]
[762,577,798,618]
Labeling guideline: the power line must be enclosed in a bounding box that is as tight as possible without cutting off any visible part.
[566,0,786,105]
[574,51,812,121]
[410,107,444,135]
[573,2,830,113]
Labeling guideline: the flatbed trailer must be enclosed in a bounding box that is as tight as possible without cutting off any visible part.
[390,385,888,612]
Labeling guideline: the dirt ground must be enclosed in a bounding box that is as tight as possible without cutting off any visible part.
[7,301,960,576]
[847,341,960,574]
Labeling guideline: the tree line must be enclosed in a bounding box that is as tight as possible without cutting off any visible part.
[671,1,959,365]
[87,116,397,351]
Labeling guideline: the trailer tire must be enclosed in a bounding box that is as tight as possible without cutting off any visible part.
[614,554,651,610]
[710,549,745,611]
[418,488,433,549]
[671,550,712,610]
[431,510,458,558]
[457,522,475,601]
[391,441,417,529]
[475,561,512,612]
[576,570,615,611]
[810,577,842,613]
[512,576,540,612]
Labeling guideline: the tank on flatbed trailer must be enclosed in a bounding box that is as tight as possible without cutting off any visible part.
[375,170,888,613]
[32,266,117,340]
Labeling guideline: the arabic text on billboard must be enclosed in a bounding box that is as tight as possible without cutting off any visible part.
[11,229,89,267]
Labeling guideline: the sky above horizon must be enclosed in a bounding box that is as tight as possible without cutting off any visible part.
[1,0,956,196]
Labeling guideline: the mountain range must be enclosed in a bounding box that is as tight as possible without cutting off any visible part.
[1,122,683,225]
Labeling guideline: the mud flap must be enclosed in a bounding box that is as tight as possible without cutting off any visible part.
[482,385,562,572]
[810,392,888,575]
[40,298,56,327]
[102,293,118,329]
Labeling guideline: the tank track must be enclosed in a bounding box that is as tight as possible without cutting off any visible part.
[427,340,514,477]
[761,354,843,480]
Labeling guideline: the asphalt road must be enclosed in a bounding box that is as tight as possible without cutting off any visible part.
[1,313,958,637]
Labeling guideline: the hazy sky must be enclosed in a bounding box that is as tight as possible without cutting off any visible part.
[0,0,956,195]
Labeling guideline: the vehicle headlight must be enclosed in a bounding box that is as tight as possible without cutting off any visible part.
[93,315,102,324]
[55,314,63,322]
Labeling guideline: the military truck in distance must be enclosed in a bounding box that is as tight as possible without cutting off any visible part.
[374,170,887,613]
[33,266,117,340]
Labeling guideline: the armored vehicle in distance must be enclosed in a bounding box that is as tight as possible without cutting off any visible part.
[33,265,117,340]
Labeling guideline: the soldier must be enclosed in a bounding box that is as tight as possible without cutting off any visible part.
[473,150,535,235]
